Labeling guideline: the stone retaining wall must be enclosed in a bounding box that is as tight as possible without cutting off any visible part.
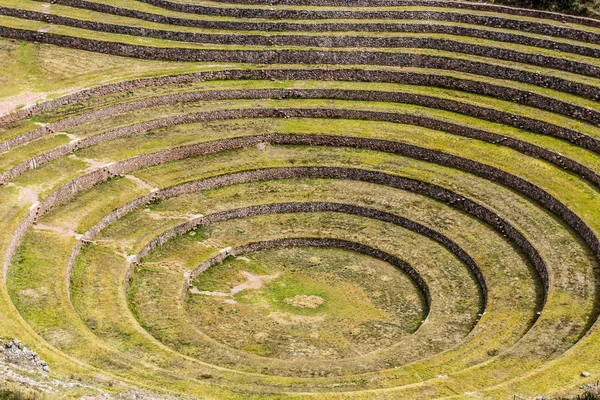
[12,131,600,313]
[44,0,600,43]
[126,202,485,310]
[185,237,431,306]
[1,158,556,376]
[8,134,553,308]
[166,0,600,30]
[3,69,600,133]
[7,6,600,79]
[5,88,599,154]
[2,27,600,102]
[109,165,546,306]
[5,6,600,59]
[3,109,598,204]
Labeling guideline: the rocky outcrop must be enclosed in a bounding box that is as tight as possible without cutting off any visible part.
[1,338,49,372]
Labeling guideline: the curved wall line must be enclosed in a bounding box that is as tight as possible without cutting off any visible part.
[2,69,600,129]
[2,27,600,102]
[3,6,600,60]
[4,88,600,155]
[42,0,600,42]
[183,237,431,313]
[141,0,600,27]
[2,109,599,215]
[6,158,548,311]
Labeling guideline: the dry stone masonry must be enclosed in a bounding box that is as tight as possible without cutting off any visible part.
[1,0,600,397]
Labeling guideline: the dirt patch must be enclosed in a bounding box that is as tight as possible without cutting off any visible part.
[80,157,109,173]
[267,312,324,326]
[19,186,39,203]
[33,224,81,238]
[125,174,156,191]
[284,295,324,309]
[190,271,280,302]
[0,92,46,118]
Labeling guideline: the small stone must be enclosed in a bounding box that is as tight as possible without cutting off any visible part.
[581,371,591,377]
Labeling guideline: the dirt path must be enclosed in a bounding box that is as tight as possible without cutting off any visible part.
[32,224,82,239]
[80,157,110,174]
[190,271,280,301]
[125,175,157,191]
[21,188,38,203]
[0,92,46,118]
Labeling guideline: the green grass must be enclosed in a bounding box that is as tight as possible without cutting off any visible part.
[63,144,564,387]
[188,247,426,358]
[0,383,47,400]
[3,13,600,90]
[41,176,148,233]
[5,1,600,69]
[19,0,600,34]
[2,3,600,397]
[129,210,479,376]
[0,38,242,104]
[2,114,596,396]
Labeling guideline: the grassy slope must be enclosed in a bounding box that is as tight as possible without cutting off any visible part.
[1,3,600,397]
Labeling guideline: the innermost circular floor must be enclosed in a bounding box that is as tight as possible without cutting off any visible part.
[186,246,427,360]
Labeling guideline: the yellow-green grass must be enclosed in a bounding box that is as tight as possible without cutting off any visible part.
[6,231,263,400]
[187,247,424,358]
[2,108,599,207]
[127,143,594,314]
[2,109,596,272]
[128,213,478,373]
[4,13,600,91]
[48,0,600,35]
[0,38,243,103]
[18,71,600,128]
[9,0,600,54]
[6,112,592,279]
[39,145,588,368]
[57,95,600,151]
[5,79,597,167]
[2,35,600,135]
[6,0,600,69]
[50,82,600,147]
[4,79,599,143]
[41,176,148,233]
[6,96,599,195]
[9,0,600,60]
[10,155,89,198]
[1,5,600,396]
[0,175,124,398]
[2,137,596,394]
[123,147,596,394]
[61,111,600,231]
[15,143,592,390]
[47,168,526,387]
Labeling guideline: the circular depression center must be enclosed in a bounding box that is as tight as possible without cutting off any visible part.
[185,246,427,360]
